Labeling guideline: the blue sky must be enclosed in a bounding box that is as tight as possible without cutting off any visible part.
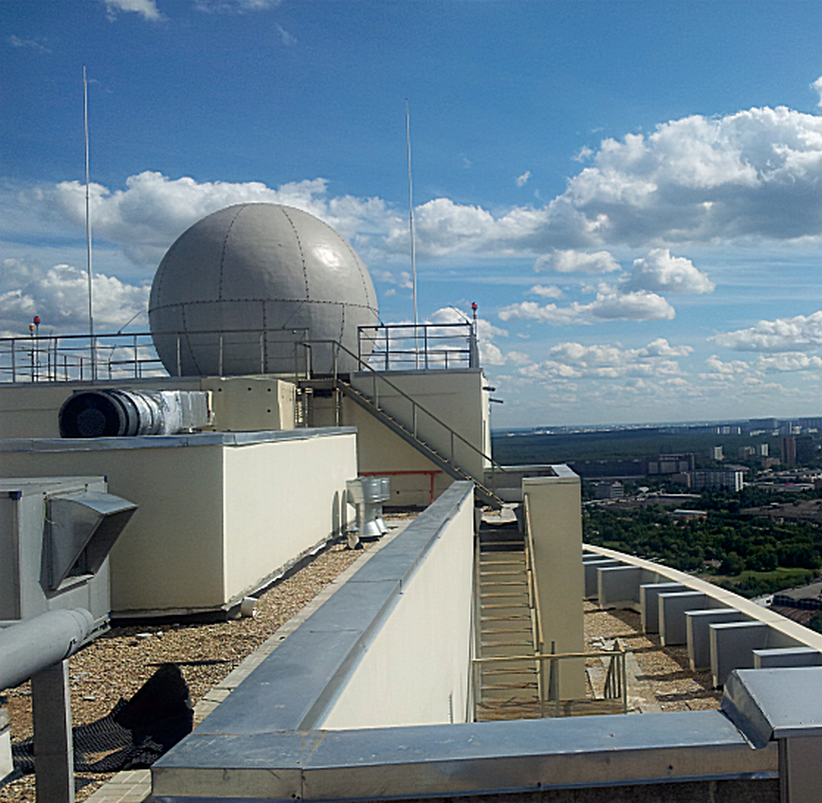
[3,0,822,428]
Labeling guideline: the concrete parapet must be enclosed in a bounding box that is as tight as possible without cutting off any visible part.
[598,566,661,610]
[640,582,685,634]
[687,609,745,671]
[711,622,770,688]
[753,647,822,669]
[583,558,621,598]
[659,592,715,647]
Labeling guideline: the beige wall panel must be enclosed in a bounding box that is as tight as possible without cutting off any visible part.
[524,469,586,699]
[221,434,357,599]
[201,377,295,431]
[0,444,225,614]
[320,491,474,729]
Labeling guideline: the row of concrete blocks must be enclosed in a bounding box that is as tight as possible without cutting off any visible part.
[583,555,822,688]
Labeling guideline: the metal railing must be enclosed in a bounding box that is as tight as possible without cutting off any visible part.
[316,338,506,479]
[0,328,313,384]
[472,641,628,718]
[358,322,479,371]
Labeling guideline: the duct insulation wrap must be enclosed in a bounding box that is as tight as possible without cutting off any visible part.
[0,608,94,690]
[59,389,211,438]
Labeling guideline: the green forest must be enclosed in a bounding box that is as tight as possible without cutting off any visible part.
[583,487,822,598]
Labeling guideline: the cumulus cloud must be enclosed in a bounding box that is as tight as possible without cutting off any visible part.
[499,287,675,325]
[428,306,508,366]
[20,171,390,271]
[813,77,822,108]
[534,249,620,273]
[623,248,714,294]
[518,338,690,381]
[700,355,755,381]
[528,285,564,299]
[104,0,165,22]
[516,171,531,188]
[0,257,149,336]
[711,311,822,352]
[757,352,822,372]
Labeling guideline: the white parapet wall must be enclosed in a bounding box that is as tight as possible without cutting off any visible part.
[320,481,476,729]
[0,428,357,618]
[523,467,586,700]
[585,543,822,687]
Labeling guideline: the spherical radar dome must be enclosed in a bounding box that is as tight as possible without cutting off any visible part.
[149,203,379,376]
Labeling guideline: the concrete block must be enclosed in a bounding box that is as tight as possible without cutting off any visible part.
[753,647,822,669]
[711,622,769,688]
[597,566,642,609]
[640,582,685,634]
[583,559,621,598]
[687,608,745,671]
[659,592,713,646]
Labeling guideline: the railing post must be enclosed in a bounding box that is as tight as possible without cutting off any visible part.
[218,334,224,377]
[259,332,264,374]
[424,325,429,369]
[133,334,139,378]
[11,339,16,382]
[176,336,181,377]
[384,326,389,371]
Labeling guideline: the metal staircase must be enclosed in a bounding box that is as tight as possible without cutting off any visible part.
[474,523,542,721]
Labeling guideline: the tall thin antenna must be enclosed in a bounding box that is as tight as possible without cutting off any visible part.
[405,99,419,366]
[84,65,96,380]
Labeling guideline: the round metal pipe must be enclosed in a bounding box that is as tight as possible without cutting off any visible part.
[0,608,94,690]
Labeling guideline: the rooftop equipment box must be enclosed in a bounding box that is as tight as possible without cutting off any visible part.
[0,477,136,632]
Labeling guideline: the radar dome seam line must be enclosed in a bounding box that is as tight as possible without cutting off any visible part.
[218,206,245,302]
[279,206,310,300]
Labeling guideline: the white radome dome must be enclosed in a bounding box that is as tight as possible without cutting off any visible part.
[149,203,379,376]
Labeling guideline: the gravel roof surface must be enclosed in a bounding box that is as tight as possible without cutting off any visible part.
[1,540,373,803]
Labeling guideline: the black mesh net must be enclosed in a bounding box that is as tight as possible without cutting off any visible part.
[12,662,193,774]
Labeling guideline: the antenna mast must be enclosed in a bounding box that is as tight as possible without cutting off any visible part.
[84,65,96,380]
[405,100,419,366]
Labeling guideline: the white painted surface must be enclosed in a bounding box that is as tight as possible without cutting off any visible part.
[524,469,586,699]
[320,489,474,729]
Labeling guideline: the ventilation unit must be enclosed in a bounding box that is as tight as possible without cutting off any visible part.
[0,478,136,630]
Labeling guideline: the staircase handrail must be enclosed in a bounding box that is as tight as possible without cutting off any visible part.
[303,338,507,476]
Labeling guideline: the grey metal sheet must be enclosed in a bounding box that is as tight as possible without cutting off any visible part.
[723,667,822,747]
[154,712,778,801]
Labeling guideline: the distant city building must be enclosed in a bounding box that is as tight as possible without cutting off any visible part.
[782,435,797,466]
[748,417,778,431]
[796,435,816,464]
[710,445,724,462]
[671,508,708,520]
[758,443,769,457]
[592,480,624,500]
[738,446,755,459]
[689,469,744,492]
[647,453,695,475]
[718,425,741,435]
[799,417,822,432]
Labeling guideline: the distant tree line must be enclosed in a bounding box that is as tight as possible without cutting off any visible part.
[583,491,822,597]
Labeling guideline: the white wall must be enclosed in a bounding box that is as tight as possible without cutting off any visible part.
[523,468,586,699]
[0,430,357,617]
[320,485,475,729]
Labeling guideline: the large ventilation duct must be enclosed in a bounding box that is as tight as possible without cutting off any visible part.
[59,389,211,438]
[0,609,94,691]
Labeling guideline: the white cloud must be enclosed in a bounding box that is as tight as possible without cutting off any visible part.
[700,354,754,381]
[8,35,51,54]
[623,248,714,294]
[104,0,165,22]
[499,287,674,324]
[813,77,822,108]
[194,0,281,13]
[516,171,531,188]
[0,257,149,336]
[19,171,390,271]
[528,284,564,299]
[519,338,689,381]
[534,249,620,273]
[757,352,822,372]
[276,24,297,46]
[712,311,822,352]
[573,146,594,163]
